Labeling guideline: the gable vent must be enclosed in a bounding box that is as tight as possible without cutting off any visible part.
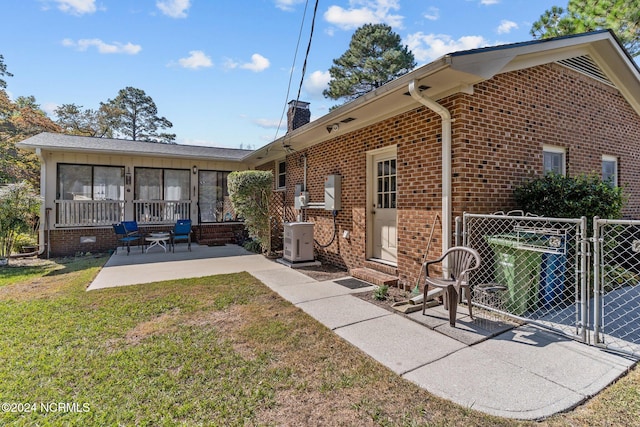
[556,55,614,87]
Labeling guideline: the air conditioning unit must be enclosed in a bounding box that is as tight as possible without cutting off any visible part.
[283,222,314,262]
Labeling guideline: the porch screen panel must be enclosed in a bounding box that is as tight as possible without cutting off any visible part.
[93,166,124,200]
[164,169,190,201]
[58,164,92,200]
[199,170,231,222]
[135,168,162,200]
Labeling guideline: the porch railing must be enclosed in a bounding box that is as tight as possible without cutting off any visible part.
[133,200,191,224]
[55,200,125,227]
[54,200,192,227]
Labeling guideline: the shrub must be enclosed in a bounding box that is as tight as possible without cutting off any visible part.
[13,233,37,252]
[0,182,41,259]
[514,173,626,227]
[227,170,273,254]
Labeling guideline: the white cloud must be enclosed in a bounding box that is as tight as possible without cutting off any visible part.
[177,50,213,69]
[42,102,58,117]
[51,0,97,15]
[406,32,489,63]
[254,118,281,129]
[223,58,239,70]
[497,19,518,34]
[62,38,142,55]
[274,0,304,12]
[324,0,403,31]
[424,7,439,21]
[480,0,499,5]
[304,70,330,98]
[240,54,270,72]
[156,0,190,18]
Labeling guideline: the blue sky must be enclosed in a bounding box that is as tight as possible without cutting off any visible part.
[1,0,560,148]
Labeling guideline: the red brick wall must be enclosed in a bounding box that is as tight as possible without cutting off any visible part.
[47,224,243,257]
[47,227,117,257]
[274,62,640,287]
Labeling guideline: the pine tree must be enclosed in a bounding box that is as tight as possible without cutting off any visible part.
[323,24,416,102]
[104,87,176,143]
[531,0,640,56]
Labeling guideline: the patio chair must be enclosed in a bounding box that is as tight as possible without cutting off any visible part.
[422,246,481,327]
[112,223,142,255]
[122,221,142,238]
[170,219,192,252]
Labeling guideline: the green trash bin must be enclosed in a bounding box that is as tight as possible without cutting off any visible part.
[486,235,544,315]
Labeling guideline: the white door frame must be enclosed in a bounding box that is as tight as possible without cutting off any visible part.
[366,145,398,264]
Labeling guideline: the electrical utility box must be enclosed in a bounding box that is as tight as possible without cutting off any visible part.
[283,222,314,263]
[324,174,341,211]
[294,184,309,209]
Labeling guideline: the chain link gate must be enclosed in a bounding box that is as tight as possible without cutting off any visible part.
[593,218,640,358]
[460,213,590,344]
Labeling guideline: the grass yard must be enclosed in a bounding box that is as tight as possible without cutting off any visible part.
[0,255,638,426]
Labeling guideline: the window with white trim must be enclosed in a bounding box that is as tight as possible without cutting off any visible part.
[602,155,618,186]
[543,145,566,175]
[277,160,286,189]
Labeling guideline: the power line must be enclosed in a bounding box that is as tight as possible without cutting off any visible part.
[274,0,320,145]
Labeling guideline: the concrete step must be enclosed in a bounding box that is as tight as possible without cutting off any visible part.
[349,267,398,287]
[363,259,398,276]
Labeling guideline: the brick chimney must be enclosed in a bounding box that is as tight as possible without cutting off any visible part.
[287,100,310,132]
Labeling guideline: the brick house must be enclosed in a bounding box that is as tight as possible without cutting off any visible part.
[17,30,640,287]
[243,30,640,287]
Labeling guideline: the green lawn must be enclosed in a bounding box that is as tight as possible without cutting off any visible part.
[0,255,638,426]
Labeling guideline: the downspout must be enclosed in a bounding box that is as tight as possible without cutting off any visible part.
[408,80,452,255]
[35,148,47,256]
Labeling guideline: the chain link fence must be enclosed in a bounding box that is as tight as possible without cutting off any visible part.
[460,212,589,343]
[593,219,640,358]
[459,212,640,359]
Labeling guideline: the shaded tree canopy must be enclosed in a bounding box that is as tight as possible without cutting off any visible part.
[104,86,176,143]
[531,0,640,56]
[54,103,118,138]
[323,23,416,102]
[1,90,60,185]
[0,54,12,89]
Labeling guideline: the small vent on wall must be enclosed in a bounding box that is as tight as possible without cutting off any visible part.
[556,55,614,87]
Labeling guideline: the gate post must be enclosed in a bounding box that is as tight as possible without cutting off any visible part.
[580,216,589,342]
[592,216,602,344]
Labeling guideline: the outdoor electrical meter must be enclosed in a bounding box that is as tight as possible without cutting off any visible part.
[324,174,341,211]
[294,184,309,209]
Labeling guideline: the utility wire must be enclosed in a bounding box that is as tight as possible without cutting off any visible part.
[275,0,320,146]
[273,0,310,142]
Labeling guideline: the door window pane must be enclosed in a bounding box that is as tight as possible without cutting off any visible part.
[376,158,397,209]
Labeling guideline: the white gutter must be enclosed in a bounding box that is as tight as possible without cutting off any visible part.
[408,80,452,255]
[35,148,47,256]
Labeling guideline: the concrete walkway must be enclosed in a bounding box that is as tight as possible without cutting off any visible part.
[88,244,637,420]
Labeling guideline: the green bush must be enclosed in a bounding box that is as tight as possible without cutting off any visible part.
[13,233,37,252]
[514,173,626,226]
[0,182,41,259]
[228,170,273,254]
[243,239,262,254]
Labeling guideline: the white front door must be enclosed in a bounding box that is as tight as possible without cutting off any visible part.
[371,152,397,263]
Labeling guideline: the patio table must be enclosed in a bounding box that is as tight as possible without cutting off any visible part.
[146,232,170,253]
